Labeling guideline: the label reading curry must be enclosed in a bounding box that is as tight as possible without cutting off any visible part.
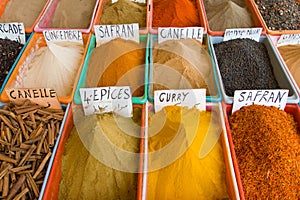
[277,34,300,46]
[224,28,262,42]
[0,22,26,44]
[158,27,204,44]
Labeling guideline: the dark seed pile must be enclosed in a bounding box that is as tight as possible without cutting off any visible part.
[0,38,23,87]
[213,38,279,96]
[255,0,300,31]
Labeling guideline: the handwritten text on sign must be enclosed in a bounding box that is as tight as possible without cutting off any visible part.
[79,86,132,117]
[158,27,204,44]
[0,23,26,44]
[232,89,288,114]
[224,28,262,42]
[277,34,300,46]
[154,89,206,113]
[43,30,83,44]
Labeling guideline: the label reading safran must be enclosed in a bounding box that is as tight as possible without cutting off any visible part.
[80,86,133,117]
[0,23,26,44]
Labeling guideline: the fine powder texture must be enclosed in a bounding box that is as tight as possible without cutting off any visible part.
[229,105,300,199]
[214,38,279,96]
[100,0,147,28]
[204,0,254,31]
[147,106,229,199]
[21,42,84,96]
[0,0,47,28]
[152,39,215,96]
[50,0,97,28]
[277,44,300,89]
[86,38,145,97]
[152,0,201,28]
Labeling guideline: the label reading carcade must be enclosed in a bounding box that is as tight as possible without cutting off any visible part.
[154,89,206,113]
[0,23,26,44]
[158,27,204,44]
[6,88,62,110]
[43,30,83,45]
[277,34,300,46]
[224,28,262,42]
[94,23,139,46]
[232,89,289,114]
[79,86,133,117]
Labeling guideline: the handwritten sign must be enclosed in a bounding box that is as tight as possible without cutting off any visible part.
[43,30,83,45]
[232,89,288,113]
[79,86,132,117]
[112,0,146,3]
[277,34,300,46]
[6,88,62,109]
[224,28,262,42]
[158,27,204,44]
[154,89,206,113]
[94,23,139,46]
[0,23,26,44]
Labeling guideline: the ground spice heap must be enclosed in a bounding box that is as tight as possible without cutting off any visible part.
[214,38,279,96]
[229,105,300,199]
[0,100,65,199]
[255,0,300,31]
[0,39,23,87]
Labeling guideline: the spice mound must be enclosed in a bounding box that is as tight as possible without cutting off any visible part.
[152,0,201,28]
[229,104,300,199]
[152,39,215,96]
[100,0,147,28]
[0,100,65,199]
[147,106,229,200]
[86,38,145,97]
[214,38,279,96]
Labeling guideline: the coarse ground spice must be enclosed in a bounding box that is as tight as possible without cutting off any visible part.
[255,0,300,31]
[152,0,201,28]
[0,38,23,87]
[229,105,300,199]
[213,38,279,96]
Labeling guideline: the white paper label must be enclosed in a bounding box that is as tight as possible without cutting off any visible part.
[43,30,83,45]
[158,27,204,44]
[232,89,289,114]
[0,23,26,44]
[277,34,300,46]
[79,86,132,117]
[154,89,206,113]
[94,23,140,46]
[224,28,262,42]
[112,0,145,3]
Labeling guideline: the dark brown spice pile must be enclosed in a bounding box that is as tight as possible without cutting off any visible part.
[229,105,300,199]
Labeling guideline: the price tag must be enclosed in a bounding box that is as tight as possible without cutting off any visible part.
[224,28,262,42]
[43,30,83,45]
[0,23,26,44]
[6,88,62,110]
[112,0,146,3]
[277,34,300,46]
[158,27,204,44]
[154,89,206,113]
[79,86,132,117]
[232,89,288,114]
[94,23,140,46]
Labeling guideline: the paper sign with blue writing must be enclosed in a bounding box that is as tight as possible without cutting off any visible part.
[0,23,26,44]
[6,88,61,110]
[224,28,262,42]
[94,23,139,46]
[277,34,300,47]
[232,89,288,114]
[43,30,83,45]
[158,27,204,44]
[112,0,146,3]
[154,89,206,113]
[79,86,133,117]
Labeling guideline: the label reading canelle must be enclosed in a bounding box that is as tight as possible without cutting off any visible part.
[158,27,204,44]
[43,30,83,45]
[224,28,262,42]
[154,89,206,113]
[0,23,26,44]
[6,88,62,110]
[232,89,289,114]
[79,86,133,117]
[94,23,140,46]
[112,0,146,3]
[277,34,300,46]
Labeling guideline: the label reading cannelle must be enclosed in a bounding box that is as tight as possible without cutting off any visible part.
[154,89,206,113]
[158,27,204,44]
[79,86,133,117]
[277,34,300,46]
[0,23,26,44]
[232,89,288,114]
[224,28,262,42]
[94,23,140,46]
[43,30,83,45]
[6,88,62,110]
